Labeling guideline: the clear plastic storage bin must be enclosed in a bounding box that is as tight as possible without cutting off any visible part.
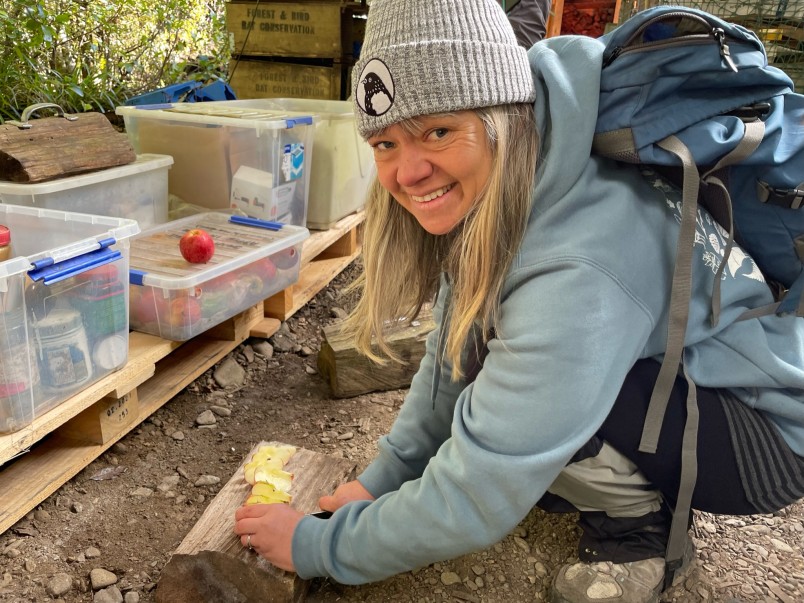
[0,205,139,435]
[0,154,172,229]
[129,213,308,341]
[115,104,314,227]
[199,99,374,230]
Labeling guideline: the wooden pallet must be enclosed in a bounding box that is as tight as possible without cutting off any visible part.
[0,211,363,537]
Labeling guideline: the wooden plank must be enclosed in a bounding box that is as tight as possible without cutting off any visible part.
[318,305,434,397]
[227,2,345,59]
[547,0,565,37]
[156,442,357,603]
[250,317,282,339]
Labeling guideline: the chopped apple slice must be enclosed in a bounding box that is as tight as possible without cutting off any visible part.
[253,466,293,492]
[251,482,293,502]
[243,457,285,485]
[252,444,297,465]
[245,484,291,505]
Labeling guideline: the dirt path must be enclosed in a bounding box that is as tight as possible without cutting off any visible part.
[0,262,802,602]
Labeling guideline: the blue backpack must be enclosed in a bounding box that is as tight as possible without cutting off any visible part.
[593,5,804,586]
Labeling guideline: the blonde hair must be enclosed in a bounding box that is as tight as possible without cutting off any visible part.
[341,103,539,379]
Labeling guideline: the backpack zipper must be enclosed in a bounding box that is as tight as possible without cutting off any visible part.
[603,11,742,70]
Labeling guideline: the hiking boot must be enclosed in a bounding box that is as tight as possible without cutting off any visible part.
[549,541,695,603]
[550,557,665,603]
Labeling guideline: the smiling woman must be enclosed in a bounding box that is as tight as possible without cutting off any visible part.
[232,1,804,601]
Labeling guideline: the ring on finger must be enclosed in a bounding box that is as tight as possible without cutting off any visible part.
[247,534,253,550]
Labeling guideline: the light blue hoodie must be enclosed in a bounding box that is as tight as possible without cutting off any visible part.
[292,35,804,583]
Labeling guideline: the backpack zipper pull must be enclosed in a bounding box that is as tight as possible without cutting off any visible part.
[713,28,738,72]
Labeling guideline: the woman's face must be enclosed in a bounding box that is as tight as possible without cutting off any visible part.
[368,111,493,235]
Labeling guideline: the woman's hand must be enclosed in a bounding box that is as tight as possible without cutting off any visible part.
[318,479,375,512]
[234,503,304,571]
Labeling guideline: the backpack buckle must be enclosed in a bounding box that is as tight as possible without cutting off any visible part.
[727,102,771,123]
[758,181,804,209]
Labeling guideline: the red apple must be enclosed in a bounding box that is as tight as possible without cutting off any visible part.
[248,257,277,282]
[130,286,169,325]
[272,246,299,270]
[179,228,215,264]
[168,296,202,327]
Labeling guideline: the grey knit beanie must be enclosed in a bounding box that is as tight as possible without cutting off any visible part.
[352,0,537,138]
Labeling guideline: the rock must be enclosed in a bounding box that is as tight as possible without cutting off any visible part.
[304,364,317,375]
[94,585,123,603]
[330,306,349,319]
[270,326,301,353]
[195,410,217,426]
[770,538,795,553]
[124,591,140,603]
[513,536,531,553]
[47,573,73,596]
[337,432,354,441]
[130,487,153,498]
[71,502,83,513]
[194,475,221,487]
[85,546,101,559]
[440,571,461,586]
[157,476,181,492]
[210,405,231,417]
[213,357,246,388]
[300,345,314,357]
[171,431,185,441]
[90,568,118,590]
[243,345,255,363]
[252,341,274,359]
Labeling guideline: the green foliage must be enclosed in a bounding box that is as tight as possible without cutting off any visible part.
[0,0,231,123]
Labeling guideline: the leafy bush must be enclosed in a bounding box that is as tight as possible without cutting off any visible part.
[0,0,231,122]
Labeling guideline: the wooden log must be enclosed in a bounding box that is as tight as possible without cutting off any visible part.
[156,442,357,603]
[0,111,135,183]
[317,305,435,398]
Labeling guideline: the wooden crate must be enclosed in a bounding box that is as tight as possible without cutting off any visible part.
[228,57,343,100]
[227,2,345,59]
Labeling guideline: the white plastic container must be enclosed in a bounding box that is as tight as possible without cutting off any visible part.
[0,205,138,435]
[115,104,314,227]
[0,154,172,229]
[201,98,374,230]
[128,213,308,341]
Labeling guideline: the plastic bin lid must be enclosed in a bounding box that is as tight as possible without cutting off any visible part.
[129,212,309,290]
[0,154,173,195]
[203,99,356,121]
[0,204,140,281]
[115,103,313,129]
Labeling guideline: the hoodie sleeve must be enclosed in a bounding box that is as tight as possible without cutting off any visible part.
[292,260,654,583]
[357,281,468,498]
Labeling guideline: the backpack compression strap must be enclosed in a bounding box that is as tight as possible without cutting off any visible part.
[700,119,765,327]
[640,120,764,588]
[637,134,701,587]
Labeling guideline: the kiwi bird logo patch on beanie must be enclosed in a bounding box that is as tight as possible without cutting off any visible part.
[357,58,395,117]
